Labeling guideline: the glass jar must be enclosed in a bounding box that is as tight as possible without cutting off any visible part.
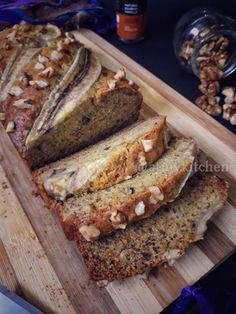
[173,8,236,78]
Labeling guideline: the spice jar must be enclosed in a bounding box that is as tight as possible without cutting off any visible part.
[174,8,236,78]
[116,0,147,44]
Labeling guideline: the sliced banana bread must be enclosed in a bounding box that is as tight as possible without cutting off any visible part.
[58,137,197,241]
[0,25,142,168]
[77,172,228,281]
[33,116,168,202]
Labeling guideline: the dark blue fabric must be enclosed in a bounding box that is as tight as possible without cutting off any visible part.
[167,286,236,314]
[0,0,115,34]
[0,285,42,313]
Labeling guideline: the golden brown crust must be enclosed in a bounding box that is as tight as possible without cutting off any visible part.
[59,160,194,241]
[94,68,143,108]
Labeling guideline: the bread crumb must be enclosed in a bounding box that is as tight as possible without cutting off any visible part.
[32,190,39,197]
[2,182,8,189]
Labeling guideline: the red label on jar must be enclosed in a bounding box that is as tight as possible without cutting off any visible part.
[117,13,145,40]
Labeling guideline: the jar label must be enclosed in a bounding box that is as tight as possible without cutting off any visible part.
[117,13,145,40]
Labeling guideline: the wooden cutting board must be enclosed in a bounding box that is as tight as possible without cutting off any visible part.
[0,29,235,314]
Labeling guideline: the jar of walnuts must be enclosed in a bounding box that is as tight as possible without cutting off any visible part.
[174,8,236,123]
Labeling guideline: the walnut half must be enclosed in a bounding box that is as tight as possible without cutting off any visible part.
[79,225,100,241]
[223,103,236,125]
[195,95,222,116]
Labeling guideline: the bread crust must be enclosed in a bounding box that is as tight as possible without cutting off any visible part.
[77,173,229,281]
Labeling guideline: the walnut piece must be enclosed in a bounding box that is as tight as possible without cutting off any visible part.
[40,67,54,78]
[65,32,75,43]
[199,65,223,82]
[6,30,16,41]
[179,41,194,62]
[135,201,145,216]
[141,139,154,152]
[107,80,116,90]
[34,62,45,70]
[223,103,236,125]
[109,211,127,229]
[196,56,213,69]
[64,38,71,45]
[19,74,28,86]
[110,211,126,225]
[29,80,49,89]
[148,186,164,201]
[79,225,100,241]
[38,54,49,64]
[50,50,63,61]
[116,223,127,230]
[222,86,236,103]
[199,41,216,57]
[125,176,132,180]
[198,81,220,96]
[114,69,126,80]
[57,41,63,52]
[214,52,228,69]
[149,195,158,205]
[195,95,222,116]
[129,80,134,86]
[163,249,182,266]
[9,86,23,97]
[13,99,32,109]
[138,154,147,171]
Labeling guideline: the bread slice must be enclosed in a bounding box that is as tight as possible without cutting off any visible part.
[77,172,228,281]
[58,137,197,241]
[0,26,142,168]
[33,116,168,202]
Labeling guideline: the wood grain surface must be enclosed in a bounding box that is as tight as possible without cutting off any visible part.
[0,29,235,314]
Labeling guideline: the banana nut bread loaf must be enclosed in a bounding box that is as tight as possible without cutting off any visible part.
[33,116,168,202]
[58,137,198,241]
[0,24,142,168]
[77,172,228,281]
